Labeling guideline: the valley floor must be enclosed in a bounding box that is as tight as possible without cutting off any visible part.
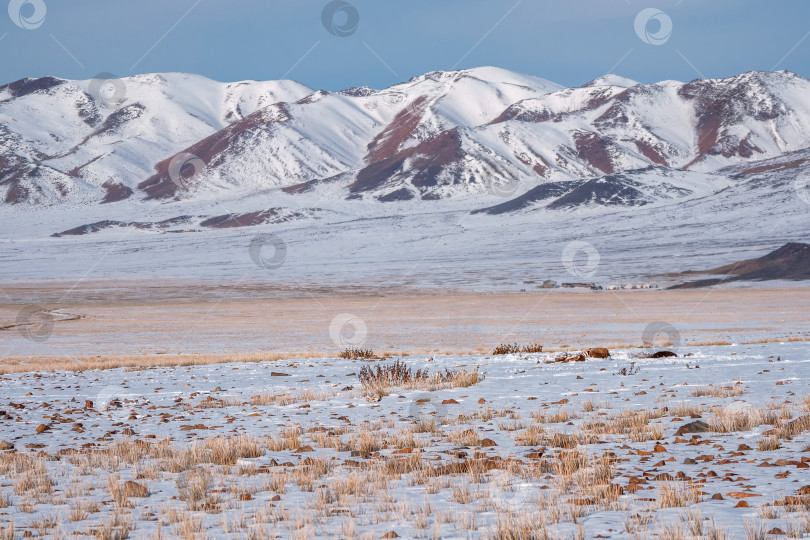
[0,344,808,539]
[1,284,809,359]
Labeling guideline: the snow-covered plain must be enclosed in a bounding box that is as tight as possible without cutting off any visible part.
[0,344,808,538]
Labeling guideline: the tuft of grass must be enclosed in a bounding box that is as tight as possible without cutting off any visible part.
[358,360,482,399]
[691,384,746,398]
[339,348,375,359]
[492,343,543,355]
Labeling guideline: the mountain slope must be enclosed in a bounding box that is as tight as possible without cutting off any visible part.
[2,68,810,209]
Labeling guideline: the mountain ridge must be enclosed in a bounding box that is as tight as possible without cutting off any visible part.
[1,67,810,209]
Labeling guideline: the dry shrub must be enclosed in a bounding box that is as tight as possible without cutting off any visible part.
[757,435,782,451]
[492,343,543,355]
[339,348,374,359]
[359,360,482,399]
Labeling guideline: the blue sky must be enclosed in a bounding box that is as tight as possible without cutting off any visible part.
[1,0,809,89]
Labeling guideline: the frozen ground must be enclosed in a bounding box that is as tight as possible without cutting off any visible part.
[0,343,808,538]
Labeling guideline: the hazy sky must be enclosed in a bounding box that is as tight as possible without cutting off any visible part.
[1,0,808,89]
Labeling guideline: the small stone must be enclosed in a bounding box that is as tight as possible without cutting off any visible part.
[35,424,49,434]
[768,528,786,535]
[480,438,497,447]
[441,399,459,405]
[0,440,14,451]
[84,400,93,409]
[382,532,399,539]
[683,458,697,465]
[734,500,750,508]
[711,493,724,500]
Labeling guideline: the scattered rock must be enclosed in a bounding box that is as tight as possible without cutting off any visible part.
[768,528,786,535]
[382,532,399,539]
[0,440,14,451]
[441,399,459,405]
[271,372,290,377]
[480,438,497,447]
[35,424,49,434]
[734,500,750,508]
[477,398,486,404]
[84,400,93,409]
[683,458,697,465]
[711,493,724,500]
[650,350,677,358]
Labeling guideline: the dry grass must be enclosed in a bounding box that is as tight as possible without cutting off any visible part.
[709,405,779,433]
[338,347,375,359]
[0,351,323,375]
[657,482,702,508]
[691,384,746,398]
[358,360,483,399]
[492,343,543,355]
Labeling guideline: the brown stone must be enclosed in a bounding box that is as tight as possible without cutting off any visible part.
[35,424,49,434]
[586,348,610,359]
[480,438,497,447]
[382,532,399,539]
[441,399,459,405]
[675,420,710,437]
[0,440,13,451]
[122,481,148,498]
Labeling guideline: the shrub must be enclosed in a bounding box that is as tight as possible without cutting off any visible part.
[339,348,375,359]
[492,343,543,355]
[358,360,483,400]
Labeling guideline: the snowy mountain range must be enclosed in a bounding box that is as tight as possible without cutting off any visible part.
[3,67,810,211]
[2,67,810,288]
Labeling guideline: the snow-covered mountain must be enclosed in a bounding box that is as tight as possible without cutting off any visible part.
[3,67,810,209]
